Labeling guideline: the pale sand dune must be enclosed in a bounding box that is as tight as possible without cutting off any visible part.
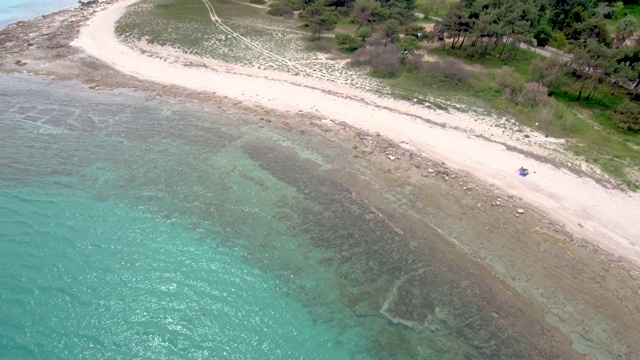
[72,0,640,268]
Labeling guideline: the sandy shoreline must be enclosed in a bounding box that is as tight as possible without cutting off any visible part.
[66,0,640,269]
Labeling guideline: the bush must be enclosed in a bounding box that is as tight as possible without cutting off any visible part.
[366,33,387,47]
[530,57,567,90]
[249,0,266,3]
[422,58,470,85]
[611,101,640,131]
[308,38,333,53]
[350,46,402,76]
[267,2,293,16]
[534,26,553,47]
[336,6,351,17]
[350,47,370,66]
[335,33,353,45]
[335,33,363,51]
[548,32,568,51]
[517,82,551,107]
[440,57,470,84]
[496,67,522,100]
[405,53,423,70]
[370,45,402,76]
[403,24,427,40]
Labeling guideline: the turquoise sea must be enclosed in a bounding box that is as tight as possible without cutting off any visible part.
[0,0,78,29]
[0,74,571,359]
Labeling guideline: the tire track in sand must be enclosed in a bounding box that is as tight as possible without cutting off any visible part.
[199,0,391,92]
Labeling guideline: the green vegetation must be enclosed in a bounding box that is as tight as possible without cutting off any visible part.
[116,0,640,188]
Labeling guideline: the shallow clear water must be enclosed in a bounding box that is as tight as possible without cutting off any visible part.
[0,75,368,359]
[0,74,561,359]
[0,0,78,29]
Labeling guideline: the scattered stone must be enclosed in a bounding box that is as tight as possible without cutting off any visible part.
[427,168,434,173]
[14,59,27,66]
[517,208,525,214]
[388,155,396,161]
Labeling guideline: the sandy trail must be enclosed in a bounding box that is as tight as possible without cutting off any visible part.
[72,0,640,268]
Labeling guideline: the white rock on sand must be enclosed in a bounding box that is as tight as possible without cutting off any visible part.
[72,0,640,268]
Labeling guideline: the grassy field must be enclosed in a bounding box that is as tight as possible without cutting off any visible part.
[414,0,457,18]
[116,0,639,188]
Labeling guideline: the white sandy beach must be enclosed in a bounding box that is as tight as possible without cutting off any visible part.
[72,0,640,268]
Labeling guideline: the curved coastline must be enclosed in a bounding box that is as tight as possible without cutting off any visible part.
[71,0,640,269]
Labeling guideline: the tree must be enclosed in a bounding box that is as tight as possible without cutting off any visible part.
[382,20,401,47]
[569,38,611,101]
[615,46,640,100]
[356,27,372,42]
[325,0,355,10]
[352,0,381,30]
[403,24,427,40]
[398,36,420,52]
[614,15,638,48]
[548,0,597,30]
[442,2,471,49]
[302,3,339,38]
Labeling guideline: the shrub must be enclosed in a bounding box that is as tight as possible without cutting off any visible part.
[611,101,640,131]
[267,2,293,16]
[335,33,363,51]
[530,57,567,90]
[336,6,351,17]
[517,82,551,107]
[350,46,402,76]
[534,26,553,47]
[440,57,470,84]
[403,24,427,40]
[370,45,402,76]
[421,58,470,85]
[308,38,333,53]
[496,67,522,100]
[366,32,387,47]
[350,47,370,66]
[249,0,266,3]
[405,53,423,70]
[549,32,568,51]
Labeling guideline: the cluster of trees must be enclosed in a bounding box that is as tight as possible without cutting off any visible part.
[438,0,640,129]
[268,0,421,41]
[266,0,640,129]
